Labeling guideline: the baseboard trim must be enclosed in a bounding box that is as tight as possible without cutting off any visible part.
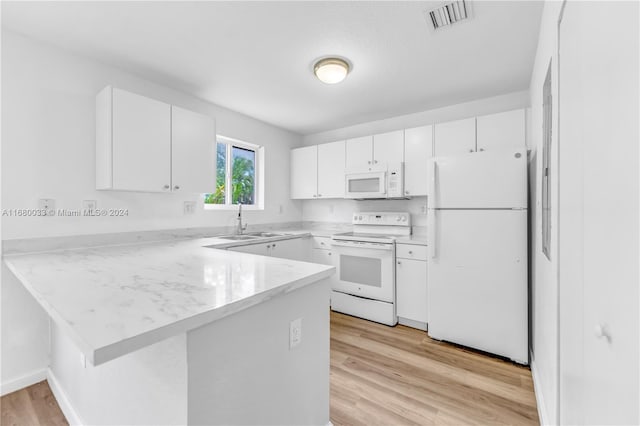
[46,368,84,426]
[530,351,551,425]
[0,368,47,396]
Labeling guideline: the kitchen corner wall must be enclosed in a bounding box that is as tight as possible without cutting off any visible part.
[300,90,530,227]
[1,30,304,241]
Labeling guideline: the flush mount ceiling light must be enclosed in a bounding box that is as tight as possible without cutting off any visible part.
[313,57,350,84]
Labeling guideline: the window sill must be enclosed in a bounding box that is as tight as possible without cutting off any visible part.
[203,204,264,211]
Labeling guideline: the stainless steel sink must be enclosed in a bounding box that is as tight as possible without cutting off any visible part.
[217,235,260,241]
[245,232,285,238]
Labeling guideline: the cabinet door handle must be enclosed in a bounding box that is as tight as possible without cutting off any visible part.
[405,190,409,195]
[408,251,413,255]
[469,149,474,153]
[374,160,378,164]
[367,160,371,164]
[397,261,402,265]
[328,252,332,256]
[313,194,317,198]
[163,184,170,189]
[267,245,272,249]
[174,185,180,190]
[318,194,322,197]
[479,148,485,152]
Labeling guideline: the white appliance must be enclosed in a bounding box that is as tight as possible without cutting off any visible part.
[345,163,404,199]
[427,149,528,364]
[331,212,411,325]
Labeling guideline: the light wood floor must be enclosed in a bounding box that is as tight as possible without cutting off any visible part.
[330,311,539,425]
[1,312,538,426]
[1,381,67,426]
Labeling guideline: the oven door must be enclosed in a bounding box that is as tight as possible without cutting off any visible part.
[331,240,395,303]
[345,171,387,199]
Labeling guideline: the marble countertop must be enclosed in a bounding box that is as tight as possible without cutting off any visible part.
[4,236,334,366]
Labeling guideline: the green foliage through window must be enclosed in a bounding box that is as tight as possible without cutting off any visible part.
[205,140,256,206]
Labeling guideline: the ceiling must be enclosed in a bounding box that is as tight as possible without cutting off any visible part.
[1,1,543,135]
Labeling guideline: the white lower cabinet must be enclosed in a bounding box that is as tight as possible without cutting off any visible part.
[228,237,311,262]
[396,244,428,330]
[312,248,334,266]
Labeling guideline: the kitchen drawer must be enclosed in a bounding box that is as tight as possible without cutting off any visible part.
[312,236,332,249]
[396,244,428,261]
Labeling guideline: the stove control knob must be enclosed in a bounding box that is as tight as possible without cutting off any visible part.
[402,216,407,222]
[396,216,401,222]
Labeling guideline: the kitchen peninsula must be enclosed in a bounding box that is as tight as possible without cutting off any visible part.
[3,236,334,425]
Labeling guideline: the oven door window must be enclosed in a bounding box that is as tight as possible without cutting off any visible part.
[339,254,382,287]
[348,177,381,193]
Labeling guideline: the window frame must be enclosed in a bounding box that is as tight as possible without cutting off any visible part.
[204,135,264,211]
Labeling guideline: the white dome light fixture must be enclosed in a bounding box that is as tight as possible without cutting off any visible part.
[313,57,350,84]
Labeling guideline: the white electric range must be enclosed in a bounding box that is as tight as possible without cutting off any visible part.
[330,212,411,326]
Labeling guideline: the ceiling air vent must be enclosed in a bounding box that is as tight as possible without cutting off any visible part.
[427,1,469,30]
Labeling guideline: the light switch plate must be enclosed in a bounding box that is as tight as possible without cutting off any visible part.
[184,201,196,215]
[83,200,97,211]
[289,318,302,349]
[38,198,56,215]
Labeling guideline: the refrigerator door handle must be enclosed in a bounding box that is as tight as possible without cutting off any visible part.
[429,160,437,206]
[428,209,437,259]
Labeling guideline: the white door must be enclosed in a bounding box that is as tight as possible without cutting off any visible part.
[404,125,433,197]
[171,106,216,193]
[559,2,639,424]
[476,109,525,152]
[270,238,311,262]
[112,88,171,192]
[427,209,528,363]
[373,130,403,168]
[429,150,527,209]
[290,146,317,199]
[433,117,476,157]
[396,258,427,323]
[312,249,334,266]
[317,141,345,198]
[345,135,373,172]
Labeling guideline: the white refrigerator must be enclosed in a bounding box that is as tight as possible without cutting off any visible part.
[426,149,528,364]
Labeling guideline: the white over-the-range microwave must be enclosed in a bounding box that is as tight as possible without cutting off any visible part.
[344,162,405,199]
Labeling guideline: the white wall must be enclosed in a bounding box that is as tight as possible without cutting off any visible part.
[300,90,530,227]
[0,264,49,395]
[50,325,187,425]
[527,2,563,424]
[1,30,304,241]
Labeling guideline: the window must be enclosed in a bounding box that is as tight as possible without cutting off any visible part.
[204,136,262,208]
[542,62,552,259]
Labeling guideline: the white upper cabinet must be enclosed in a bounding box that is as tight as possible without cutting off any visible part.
[373,130,404,166]
[96,86,215,193]
[433,117,476,157]
[345,135,373,171]
[404,125,433,196]
[317,140,345,198]
[476,109,526,152]
[171,106,216,193]
[97,87,172,192]
[290,145,318,199]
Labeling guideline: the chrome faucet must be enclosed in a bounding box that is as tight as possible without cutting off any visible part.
[236,203,248,235]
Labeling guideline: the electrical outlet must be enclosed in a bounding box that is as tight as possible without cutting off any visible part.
[278,204,283,214]
[289,318,302,349]
[83,200,97,211]
[38,198,56,215]
[80,352,86,368]
[184,201,196,215]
